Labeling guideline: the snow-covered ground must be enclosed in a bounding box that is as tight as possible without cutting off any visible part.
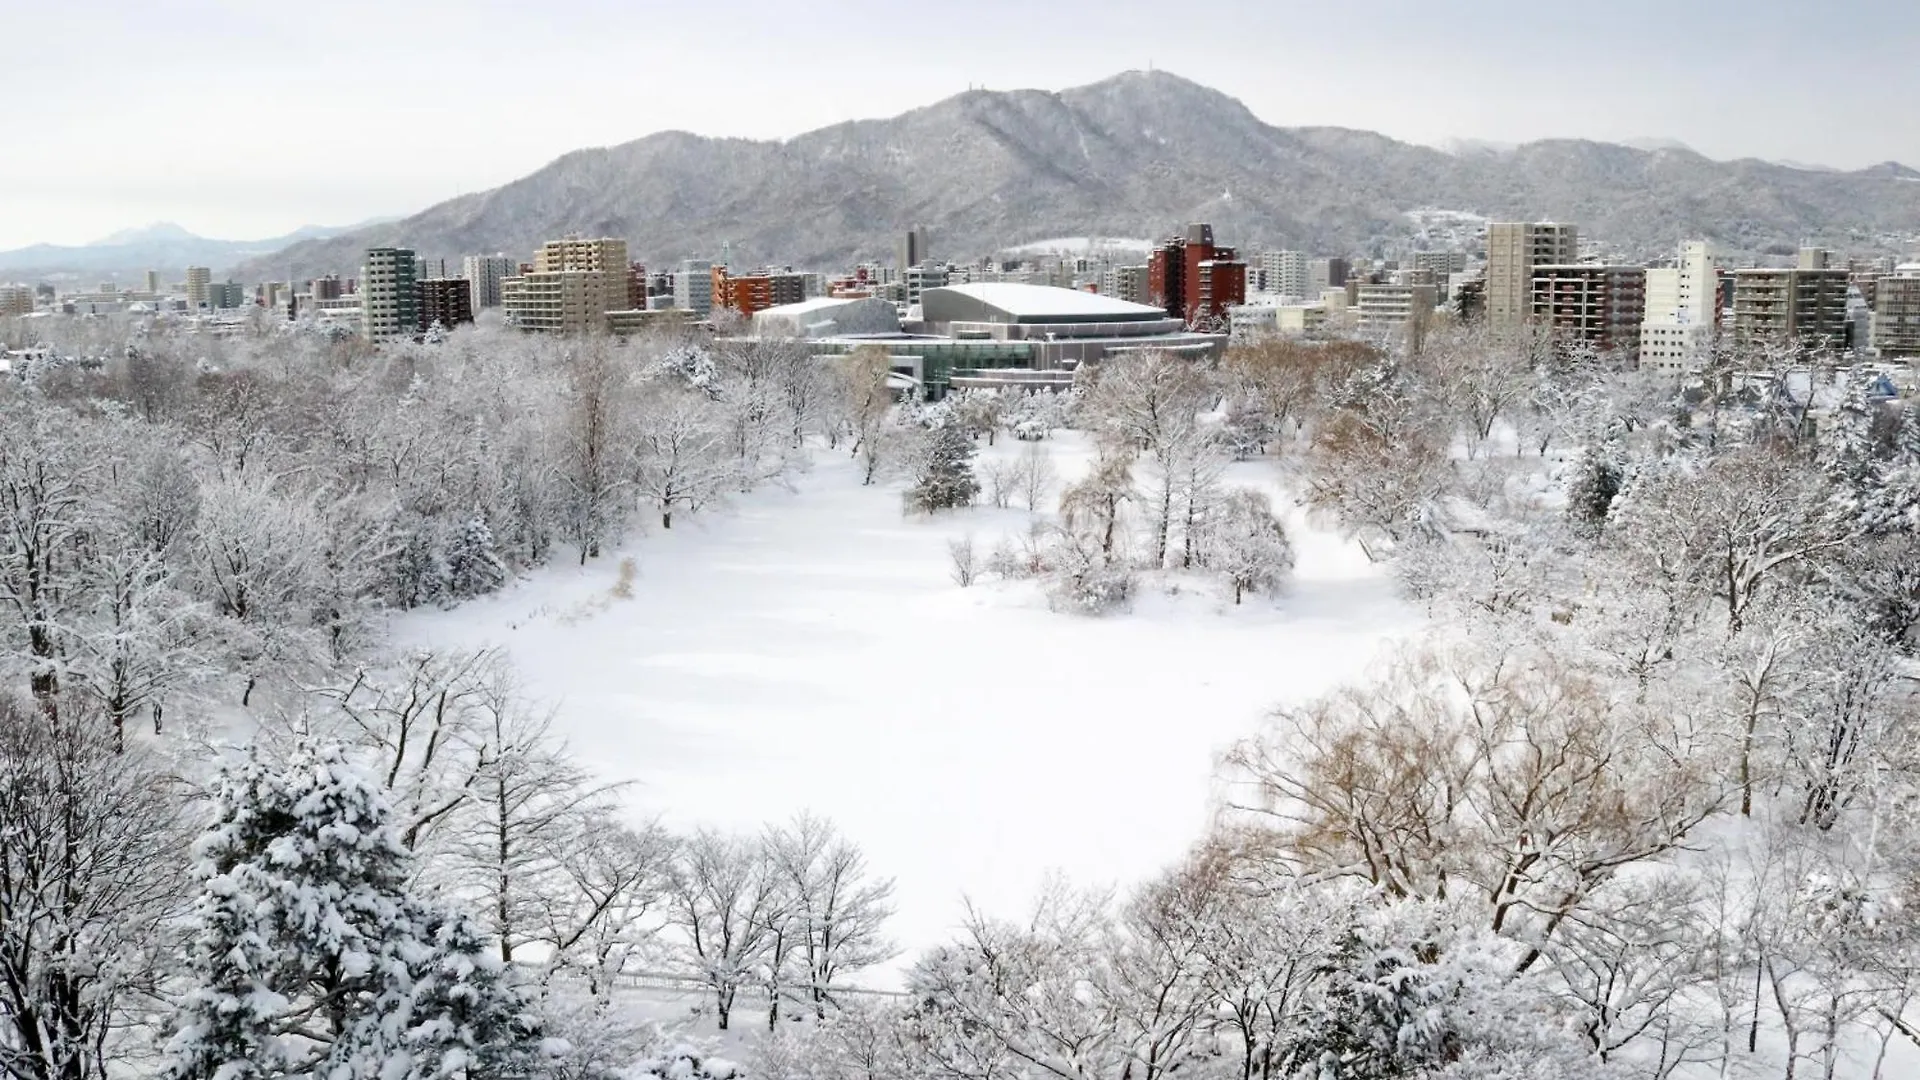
[400,433,1418,982]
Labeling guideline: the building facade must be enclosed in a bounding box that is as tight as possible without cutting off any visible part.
[0,284,33,316]
[502,271,618,333]
[1528,264,1646,359]
[1147,224,1247,328]
[185,266,212,309]
[1486,222,1579,332]
[462,254,516,308]
[1872,265,1920,358]
[674,260,714,316]
[1354,283,1438,351]
[1639,241,1720,373]
[1731,260,1850,352]
[1258,250,1310,300]
[361,247,419,338]
[416,278,475,331]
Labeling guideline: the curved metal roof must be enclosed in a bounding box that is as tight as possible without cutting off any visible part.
[922,283,1168,324]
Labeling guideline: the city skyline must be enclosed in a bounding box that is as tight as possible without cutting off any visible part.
[7,0,1920,250]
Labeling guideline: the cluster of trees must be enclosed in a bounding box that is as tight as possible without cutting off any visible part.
[731,330,1920,1080]
[0,315,918,1080]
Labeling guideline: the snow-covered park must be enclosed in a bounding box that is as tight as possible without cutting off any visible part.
[402,431,1417,977]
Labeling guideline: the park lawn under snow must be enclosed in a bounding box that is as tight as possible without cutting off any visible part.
[399,431,1419,982]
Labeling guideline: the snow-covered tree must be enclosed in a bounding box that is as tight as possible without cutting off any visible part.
[165,740,540,1080]
[0,696,188,1080]
[444,515,508,600]
[905,422,979,513]
[1202,488,1295,603]
[665,831,782,1031]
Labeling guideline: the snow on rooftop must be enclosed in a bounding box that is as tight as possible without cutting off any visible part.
[758,296,866,317]
[932,282,1166,319]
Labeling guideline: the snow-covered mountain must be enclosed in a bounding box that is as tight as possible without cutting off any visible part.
[235,69,1920,279]
[0,219,395,279]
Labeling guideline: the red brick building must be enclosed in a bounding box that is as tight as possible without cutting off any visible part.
[712,267,808,317]
[1147,223,1247,328]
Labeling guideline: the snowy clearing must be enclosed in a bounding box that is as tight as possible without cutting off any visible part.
[400,432,1418,982]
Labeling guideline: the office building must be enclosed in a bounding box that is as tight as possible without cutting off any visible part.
[361,247,419,338]
[185,266,212,309]
[311,275,344,302]
[1407,251,1468,298]
[1872,265,1920,358]
[0,284,33,316]
[1259,251,1310,300]
[1308,257,1350,293]
[674,260,715,317]
[202,281,246,310]
[1486,222,1579,331]
[904,264,949,307]
[900,228,927,272]
[462,254,516,308]
[416,278,475,331]
[1529,265,1647,359]
[1731,254,1850,352]
[1640,242,1721,373]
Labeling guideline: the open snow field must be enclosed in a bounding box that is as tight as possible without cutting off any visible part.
[401,432,1419,981]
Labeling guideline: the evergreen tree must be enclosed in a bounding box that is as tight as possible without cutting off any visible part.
[394,523,450,609]
[444,515,508,601]
[166,741,540,1080]
[1563,445,1624,537]
[905,423,979,513]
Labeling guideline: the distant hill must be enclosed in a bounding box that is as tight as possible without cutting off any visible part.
[0,220,395,281]
[225,70,1920,281]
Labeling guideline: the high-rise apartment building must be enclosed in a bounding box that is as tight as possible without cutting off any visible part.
[311,274,344,302]
[1148,224,1247,327]
[0,284,34,316]
[1731,251,1850,352]
[1871,264,1920,358]
[1486,222,1579,331]
[674,260,715,317]
[185,266,212,309]
[1639,241,1721,373]
[204,281,246,309]
[462,254,516,308]
[1259,251,1310,300]
[711,267,808,318]
[904,264,949,307]
[144,270,161,294]
[500,237,631,332]
[361,247,419,338]
[534,237,628,277]
[1528,264,1647,359]
[416,278,475,331]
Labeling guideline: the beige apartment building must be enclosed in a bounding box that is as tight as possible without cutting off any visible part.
[185,266,212,309]
[1486,222,1578,332]
[502,236,632,333]
[0,284,34,316]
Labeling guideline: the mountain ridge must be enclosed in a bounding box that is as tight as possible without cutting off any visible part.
[204,69,1920,281]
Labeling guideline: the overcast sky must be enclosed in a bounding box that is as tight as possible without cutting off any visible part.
[4,0,1914,250]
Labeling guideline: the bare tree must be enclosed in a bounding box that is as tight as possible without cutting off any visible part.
[764,813,896,1019]
[666,830,781,1031]
[0,696,187,1080]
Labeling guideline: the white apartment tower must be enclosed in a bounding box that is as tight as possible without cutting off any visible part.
[463,254,516,308]
[1486,222,1578,332]
[674,260,714,317]
[1259,251,1310,300]
[1639,241,1720,373]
